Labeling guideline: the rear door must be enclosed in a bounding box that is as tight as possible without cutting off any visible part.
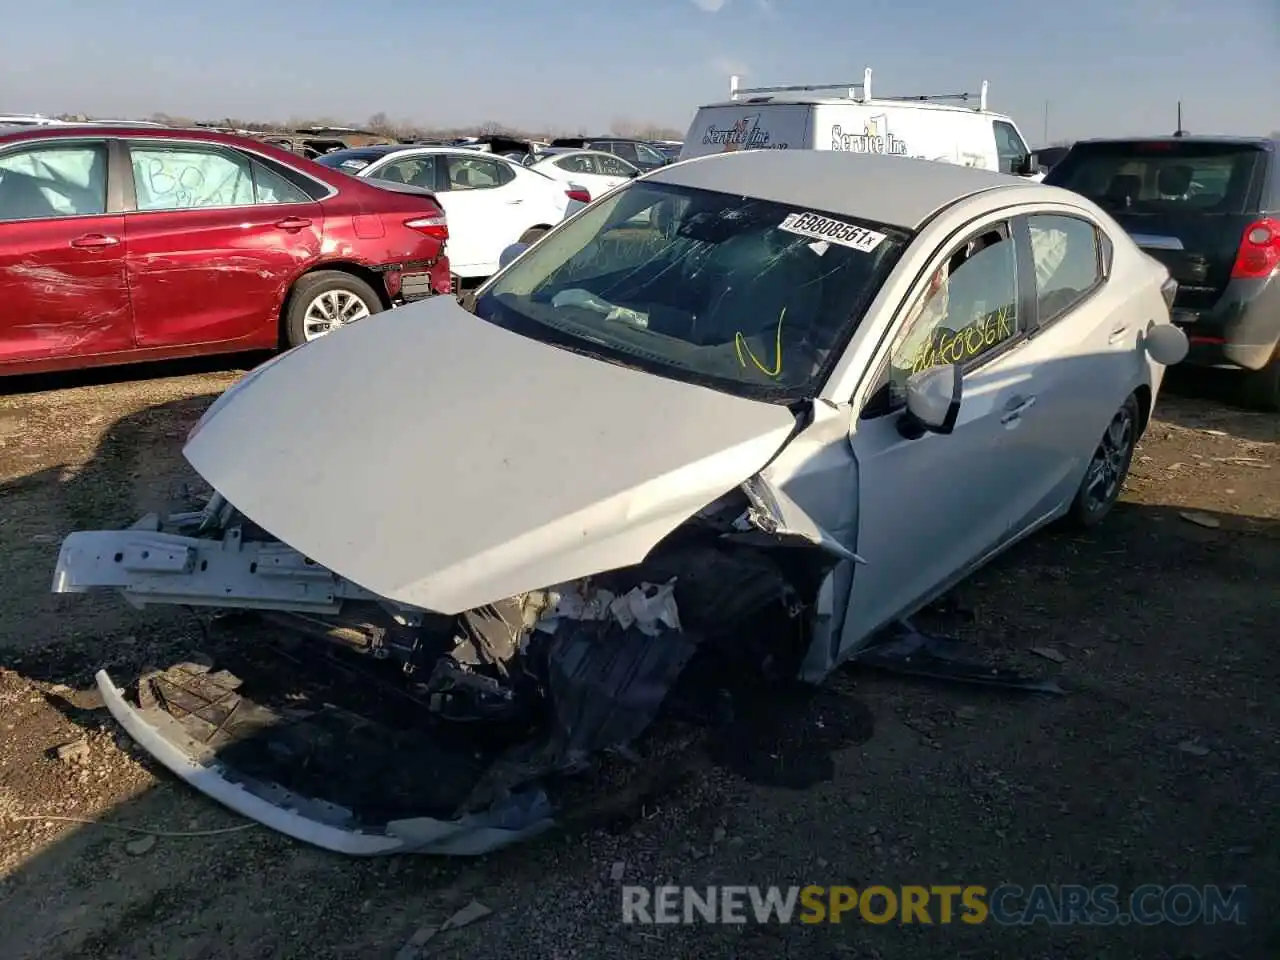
[545,153,608,198]
[431,152,526,276]
[123,139,324,348]
[593,153,639,193]
[679,104,811,159]
[1045,140,1268,311]
[0,137,133,365]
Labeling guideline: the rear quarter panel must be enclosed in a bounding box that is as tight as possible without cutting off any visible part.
[313,182,446,277]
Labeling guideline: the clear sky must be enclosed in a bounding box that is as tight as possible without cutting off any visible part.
[2,0,1276,143]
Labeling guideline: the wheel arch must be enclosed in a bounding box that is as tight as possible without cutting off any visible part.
[1133,382,1152,436]
[278,261,392,346]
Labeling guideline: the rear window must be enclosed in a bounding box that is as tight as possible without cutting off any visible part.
[1045,142,1265,215]
[314,148,392,174]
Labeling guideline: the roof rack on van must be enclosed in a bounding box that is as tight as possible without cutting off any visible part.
[728,68,990,113]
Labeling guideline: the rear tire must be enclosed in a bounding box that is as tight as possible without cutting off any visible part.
[284,271,383,348]
[1238,346,1280,412]
[1065,393,1141,529]
[518,227,548,245]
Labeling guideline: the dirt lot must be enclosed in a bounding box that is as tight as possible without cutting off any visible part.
[0,359,1276,960]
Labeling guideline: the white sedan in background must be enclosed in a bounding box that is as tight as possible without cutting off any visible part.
[53,151,1190,857]
[527,149,641,201]
[317,145,589,281]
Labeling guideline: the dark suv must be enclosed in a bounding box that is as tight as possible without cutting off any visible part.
[1045,137,1280,409]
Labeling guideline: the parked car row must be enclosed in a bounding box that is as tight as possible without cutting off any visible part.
[315,145,589,281]
[0,124,451,374]
[4,77,1276,410]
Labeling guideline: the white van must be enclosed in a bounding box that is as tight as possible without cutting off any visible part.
[679,69,1040,179]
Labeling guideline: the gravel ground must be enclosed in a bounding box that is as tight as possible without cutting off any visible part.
[0,359,1276,960]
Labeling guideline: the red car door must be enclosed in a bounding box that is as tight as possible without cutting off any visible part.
[0,138,133,366]
[122,139,323,349]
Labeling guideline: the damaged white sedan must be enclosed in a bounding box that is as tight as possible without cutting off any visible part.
[52,150,1190,856]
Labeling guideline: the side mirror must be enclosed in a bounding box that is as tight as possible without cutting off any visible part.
[1144,322,1190,366]
[902,364,962,436]
[1014,154,1035,177]
[498,242,529,270]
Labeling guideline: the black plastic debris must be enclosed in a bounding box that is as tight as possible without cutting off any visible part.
[541,618,698,767]
[853,620,1066,695]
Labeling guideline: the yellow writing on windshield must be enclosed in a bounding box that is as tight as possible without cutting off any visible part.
[906,305,1015,374]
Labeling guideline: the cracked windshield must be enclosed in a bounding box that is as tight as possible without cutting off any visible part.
[476,182,907,400]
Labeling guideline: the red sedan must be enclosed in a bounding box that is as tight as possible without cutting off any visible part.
[0,125,451,376]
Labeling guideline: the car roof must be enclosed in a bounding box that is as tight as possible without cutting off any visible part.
[327,143,402,156]
[1070,135,1276,148]
[649,150,1033,229]
[380,145,511,156]
[537,148,626,161]
[0,124,294,150]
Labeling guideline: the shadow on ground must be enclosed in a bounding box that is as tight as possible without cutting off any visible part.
[0,353,270,399]
[1160,366,1279,445]
[0,389,1276,960]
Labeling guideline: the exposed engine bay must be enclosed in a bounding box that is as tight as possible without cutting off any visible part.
[71,487,838,855]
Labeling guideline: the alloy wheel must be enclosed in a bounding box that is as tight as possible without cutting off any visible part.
[1082,405,1136,512]
[301,289,372,341]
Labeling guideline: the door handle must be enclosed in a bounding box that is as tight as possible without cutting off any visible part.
[69,233,120,250]
[506,199,524,205]
[1108,325,1131,344]
[1000,395,1037,424]
[274,217,312,230]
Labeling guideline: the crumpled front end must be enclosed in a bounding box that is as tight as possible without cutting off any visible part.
[54,480,851,856]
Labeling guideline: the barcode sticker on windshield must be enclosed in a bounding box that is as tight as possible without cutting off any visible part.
[778,212,886,252]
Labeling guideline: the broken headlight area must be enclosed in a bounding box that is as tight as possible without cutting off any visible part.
[63,490,837,855]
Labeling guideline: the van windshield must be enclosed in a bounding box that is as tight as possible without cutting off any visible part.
[1045,141,1265,215]
[474,181,909,404]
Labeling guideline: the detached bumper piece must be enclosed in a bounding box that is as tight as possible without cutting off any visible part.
[95,665,552,856]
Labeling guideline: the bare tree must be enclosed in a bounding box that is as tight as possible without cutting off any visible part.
[366,111,395,135]
[476,120,506,136]
[635,124,683,141]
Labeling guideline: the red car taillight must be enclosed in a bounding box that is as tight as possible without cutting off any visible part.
[404,214,448,242]
[566,188,590,204]
[1230,217,1280,280]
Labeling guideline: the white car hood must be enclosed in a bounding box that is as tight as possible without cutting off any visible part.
[184,296,798,614]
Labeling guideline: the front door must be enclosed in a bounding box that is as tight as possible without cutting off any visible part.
[841,217,1050,648]
[123,139,323,348]
[0,138,133,366]
[432,153,525,277]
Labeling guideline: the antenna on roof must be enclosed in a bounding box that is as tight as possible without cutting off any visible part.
[1173,100,1188,137]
